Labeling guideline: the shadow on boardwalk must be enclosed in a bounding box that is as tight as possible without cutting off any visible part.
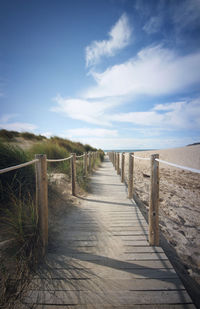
[21,157,195,308]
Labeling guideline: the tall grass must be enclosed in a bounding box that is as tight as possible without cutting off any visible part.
[28,141,71,174]
[0,142,35,208]
[50,136,97,155]
[0,192,40,307]
[0,129,46,142]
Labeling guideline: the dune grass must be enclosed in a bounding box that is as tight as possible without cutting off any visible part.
[28,141,71,174]
[0,142,35,208]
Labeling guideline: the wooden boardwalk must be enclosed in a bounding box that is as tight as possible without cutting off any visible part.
[23,156,195,308]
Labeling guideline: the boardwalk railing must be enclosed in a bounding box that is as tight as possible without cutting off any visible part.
[108,151,200,246]
[0,151,100,255]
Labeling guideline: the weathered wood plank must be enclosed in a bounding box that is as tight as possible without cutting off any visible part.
[18,302,196,309]
[29,277,185,291]
[23,290,193,305]
[43,257,173,269]
[34,267,178,280]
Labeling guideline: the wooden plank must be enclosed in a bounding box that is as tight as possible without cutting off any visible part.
[112,231,148,236]
[121,236,149,242]
[34,267,178,280]
[43,258,173,270]
[123,252,168,260]
[110,227,148,230]
[123,246,164,253]
[23,290,193,305]
[29,277,185,291]
[31,304,196,309]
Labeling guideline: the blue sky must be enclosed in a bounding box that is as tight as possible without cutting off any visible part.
[0,0,200,150]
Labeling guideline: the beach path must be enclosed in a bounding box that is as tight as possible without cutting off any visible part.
[22,156,195,308]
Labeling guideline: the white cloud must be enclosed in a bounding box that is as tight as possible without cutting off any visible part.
[153,102,185,111]
[69,136,196,150]
[66,128,118,138]
[51,94,123,126]
[0,122,37,132]
[85,13,132,67]
[110,111,163,126]
[143,16,162,34]
[0,114,37,132]
[110,99,200,130]
[85,45,200,99]
[41,132,53,138]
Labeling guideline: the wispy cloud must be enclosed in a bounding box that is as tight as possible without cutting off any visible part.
[110,99,200,130]
[67,128,118,138]
[0,114,37,132]
[68,136,196,150]
[85,13,132,67]
[0,122,37,132]
[143,16,162,34]
[171,0,200,31]
[85,45,200,99]
[51,95,121,126]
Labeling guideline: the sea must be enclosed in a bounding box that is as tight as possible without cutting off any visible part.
[103,149,154,153]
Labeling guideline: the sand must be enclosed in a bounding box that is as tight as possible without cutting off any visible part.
[122,145,200,284]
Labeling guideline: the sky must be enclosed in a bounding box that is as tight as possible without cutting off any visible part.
[0,0,200,150]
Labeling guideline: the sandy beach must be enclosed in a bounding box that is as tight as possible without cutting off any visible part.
[121,145,200,284]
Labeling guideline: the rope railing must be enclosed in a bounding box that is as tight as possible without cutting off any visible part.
[47,155,72,162]
[132,154,150,161]
[156,158,200,174]
[76,154,85,158]
[1,150,101,255]
[108,150,199,247]
[0,159,39,174]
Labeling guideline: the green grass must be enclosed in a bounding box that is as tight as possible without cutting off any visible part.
[0,191,40,307]
[0,142,35,208]
[50,136,97,155]
[28,141,71,174]
[0,129,46,142]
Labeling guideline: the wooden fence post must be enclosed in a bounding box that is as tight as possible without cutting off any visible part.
[128,152,134,199]
[35,154,48,256]
[84,152,87,176]
[121,152,125,182]
[92,152,94,168]
[117,153,120,175]
[149,154,159,246]
[89,152,92,173]
[71,153,76,196]
[114,152,116,169]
